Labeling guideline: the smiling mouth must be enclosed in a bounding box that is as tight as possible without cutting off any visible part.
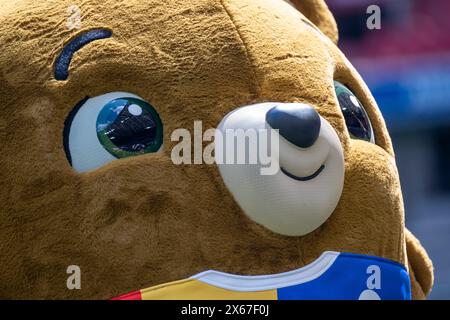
[281,165,325,181]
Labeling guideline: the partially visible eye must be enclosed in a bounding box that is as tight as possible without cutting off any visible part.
[64,92,163,172]
[334,81,375,143]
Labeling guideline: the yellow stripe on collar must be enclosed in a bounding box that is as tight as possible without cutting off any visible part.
[140,279,276,300]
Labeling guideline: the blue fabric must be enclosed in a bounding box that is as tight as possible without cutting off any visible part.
[277,253,411,300]
[54,29,112,80]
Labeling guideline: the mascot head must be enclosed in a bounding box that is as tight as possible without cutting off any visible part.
[0,0,433,299]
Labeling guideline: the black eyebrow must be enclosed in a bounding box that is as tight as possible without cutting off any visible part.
[54,29,112,81]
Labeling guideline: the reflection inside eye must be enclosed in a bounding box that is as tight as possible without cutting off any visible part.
[64,92,164,173]
[334,81,375,143]
[96,97,163,158]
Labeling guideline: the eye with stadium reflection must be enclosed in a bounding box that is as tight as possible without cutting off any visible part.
[334,81,375,143]
[63,92,163,172]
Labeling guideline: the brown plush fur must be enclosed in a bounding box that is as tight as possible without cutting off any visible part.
[0,0,433,299]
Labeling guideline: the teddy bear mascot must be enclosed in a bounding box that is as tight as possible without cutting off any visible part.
[0,0,433,300]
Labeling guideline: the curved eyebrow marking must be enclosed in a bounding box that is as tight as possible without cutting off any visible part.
[54,28,112,81]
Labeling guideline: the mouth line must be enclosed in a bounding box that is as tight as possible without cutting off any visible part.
[280,165,325,182]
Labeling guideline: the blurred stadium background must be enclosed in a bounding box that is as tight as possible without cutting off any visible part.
[327,0,450,299]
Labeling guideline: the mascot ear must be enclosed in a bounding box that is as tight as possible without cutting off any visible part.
[405,229,434,299]
[287,0,339,44]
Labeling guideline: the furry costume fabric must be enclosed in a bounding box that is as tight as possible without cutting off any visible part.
[0,0,433,299]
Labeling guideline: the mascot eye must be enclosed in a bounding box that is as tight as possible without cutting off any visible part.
[64,92,163,172]
[334,81,375,143]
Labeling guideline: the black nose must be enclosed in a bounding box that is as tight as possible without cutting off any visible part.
[266,104,321,148]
